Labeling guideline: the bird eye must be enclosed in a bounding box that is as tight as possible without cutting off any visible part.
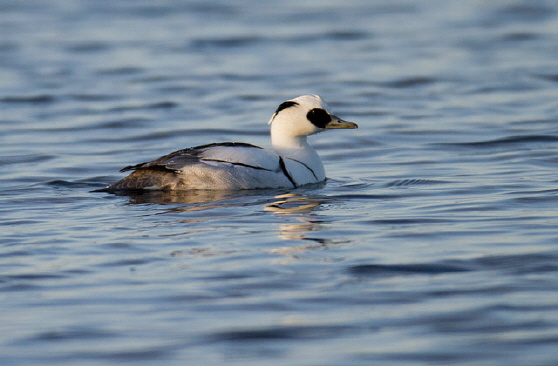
[306,108,331,128]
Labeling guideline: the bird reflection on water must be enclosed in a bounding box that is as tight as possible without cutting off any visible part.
[116,189,333,261]
[264,193,339,263]
[117,189,254,205]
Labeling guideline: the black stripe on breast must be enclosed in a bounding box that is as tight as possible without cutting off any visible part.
[288,158,318,181]
[279,157,297,188]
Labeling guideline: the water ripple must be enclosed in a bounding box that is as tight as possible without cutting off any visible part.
[0,154,56,166]
[349,263,471,277]
[439,135,558,148]
[1,95,56,104]
[349,252,558,279]
[209,324,356,342]
[3,1,558,365]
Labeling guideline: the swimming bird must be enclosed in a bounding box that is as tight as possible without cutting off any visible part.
[104,94,357,191]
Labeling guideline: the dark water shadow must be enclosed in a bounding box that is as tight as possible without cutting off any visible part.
[348,251,558,279]
[432,135,558,149]
[112,189,265,205]
[96,181,326,205]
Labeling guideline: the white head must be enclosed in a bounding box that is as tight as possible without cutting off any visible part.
[268,94,358,149]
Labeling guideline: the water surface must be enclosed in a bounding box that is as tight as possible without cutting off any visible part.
[2,1,558,365]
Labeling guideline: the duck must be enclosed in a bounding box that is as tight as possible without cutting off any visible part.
[103,94,358,191]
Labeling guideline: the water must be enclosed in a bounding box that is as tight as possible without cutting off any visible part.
[2,0,558,365]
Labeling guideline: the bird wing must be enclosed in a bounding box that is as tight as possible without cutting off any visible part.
[120,142,281,173]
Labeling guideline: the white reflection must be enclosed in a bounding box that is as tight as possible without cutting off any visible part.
[264,193,330,263]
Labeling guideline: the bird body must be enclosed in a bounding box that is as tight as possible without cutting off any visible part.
[104,95,357,191]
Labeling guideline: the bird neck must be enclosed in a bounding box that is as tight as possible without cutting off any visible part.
[271,133,325,179]
[272,131,307,149]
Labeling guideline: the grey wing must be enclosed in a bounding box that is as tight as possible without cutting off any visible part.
[107,146,214,191]
[120,142,265,173]
[119,148,199,173]
[106,142,287,191]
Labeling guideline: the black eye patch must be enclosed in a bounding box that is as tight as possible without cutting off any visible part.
[306,108,331,128]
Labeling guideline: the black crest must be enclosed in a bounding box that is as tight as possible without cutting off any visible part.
[306,108,331,128]
[274,101,298,115]
[270,100,299,122]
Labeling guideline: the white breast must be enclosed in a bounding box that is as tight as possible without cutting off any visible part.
[283,158,324,185]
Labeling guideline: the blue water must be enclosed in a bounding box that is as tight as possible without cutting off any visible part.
[2,1,558,365]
